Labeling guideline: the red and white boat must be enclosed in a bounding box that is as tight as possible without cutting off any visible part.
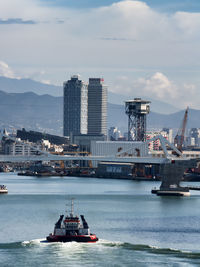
[46,199,98,243]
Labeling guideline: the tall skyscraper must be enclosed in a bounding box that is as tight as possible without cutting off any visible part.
[88,78,107,136]
[63,75,88,137]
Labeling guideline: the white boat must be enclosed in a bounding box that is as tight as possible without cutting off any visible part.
[0,185,8,194]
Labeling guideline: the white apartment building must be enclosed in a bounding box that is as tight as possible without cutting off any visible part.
[3,138,45,156]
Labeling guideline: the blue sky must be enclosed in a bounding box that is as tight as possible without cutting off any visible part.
[0,0,199,109]
[40,0,200,12]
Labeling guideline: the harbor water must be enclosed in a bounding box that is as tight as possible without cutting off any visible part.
[1,173,200,266]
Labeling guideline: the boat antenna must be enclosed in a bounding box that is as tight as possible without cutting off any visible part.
[65,203,68,215]
[71,198,74,216]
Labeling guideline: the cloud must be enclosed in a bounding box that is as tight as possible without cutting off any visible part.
[70,1,183,41]
[174,12,200,38]
[0,61,56,85]
[56,19,65,24]
[0,0,199,109]
[0,18,36,25]
[110,72,197,108]
[111,72,177,97]
[0,61,18,78]
[41,79,51,85]
[138,72,178,99]
[100,37,137,41]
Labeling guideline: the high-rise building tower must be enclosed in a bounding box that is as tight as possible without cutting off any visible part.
[63,75,88,137]
[88,78,107,136]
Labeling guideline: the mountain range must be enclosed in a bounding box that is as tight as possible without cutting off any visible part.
[0,76,179,114]
[0,76,199,136]
[108,103,199,134]
[0,76,61,96]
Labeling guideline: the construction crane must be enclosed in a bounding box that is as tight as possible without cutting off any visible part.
[174,106,189,154]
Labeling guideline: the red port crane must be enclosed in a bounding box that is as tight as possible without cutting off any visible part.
[174,106,189,153]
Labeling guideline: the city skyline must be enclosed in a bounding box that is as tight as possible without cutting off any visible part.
[63,75,107,138]
[88,78,107,136]
[0,0,199,110]
[63,75,88,136]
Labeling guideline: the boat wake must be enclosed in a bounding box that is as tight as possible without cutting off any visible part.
[0,239,46,249]
[99,240,200,259]
[1,239,200,259]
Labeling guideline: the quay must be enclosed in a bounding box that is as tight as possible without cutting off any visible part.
[0,134,200,196]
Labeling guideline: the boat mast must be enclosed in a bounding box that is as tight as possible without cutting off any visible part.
[71,198,74,216]
[65,204,67,215]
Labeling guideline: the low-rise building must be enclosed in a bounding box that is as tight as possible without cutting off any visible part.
[91,140,148,167]
[2,138,45,156]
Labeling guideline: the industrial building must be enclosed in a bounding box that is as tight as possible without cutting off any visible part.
[73,134,106,152]
[96,161,159,180]
[63,75,88,137]
[88,78,107,136]
[91,140,148,167]
[96,162,134,179]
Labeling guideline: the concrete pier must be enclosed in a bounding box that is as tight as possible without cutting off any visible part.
[152,159,197,196]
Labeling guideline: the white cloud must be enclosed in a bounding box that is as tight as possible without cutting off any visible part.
[0,60,54,84]
[138,72,178,99]
[110,72,198,109]
[0,0,199,109]
[110,72,176,97]
[0,61,17,78]
[174,12,200,38]
[0,1,199,66]
[0,0,50,20]
[41,79,51,85]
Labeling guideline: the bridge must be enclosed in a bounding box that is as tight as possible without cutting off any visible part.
[1,134,199,196]
[0,134,186,164]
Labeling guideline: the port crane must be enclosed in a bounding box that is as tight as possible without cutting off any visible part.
[173,107,189,155]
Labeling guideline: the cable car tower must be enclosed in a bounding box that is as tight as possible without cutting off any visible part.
[125,98,151,141]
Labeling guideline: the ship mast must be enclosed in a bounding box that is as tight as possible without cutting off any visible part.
[70,198,74,216]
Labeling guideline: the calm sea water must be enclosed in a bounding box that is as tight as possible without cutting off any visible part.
[1,173,200,266]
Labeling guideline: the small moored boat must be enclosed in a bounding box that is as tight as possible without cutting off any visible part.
[0,185,8,194]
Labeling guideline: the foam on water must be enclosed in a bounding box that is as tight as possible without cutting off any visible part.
[22,238,44,246]
[6,238,196,259]
[1,238,200,266]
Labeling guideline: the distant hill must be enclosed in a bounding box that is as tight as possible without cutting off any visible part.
[0,90,63,135]
[108,102,200,134]
[0,89,198,135]
[0,76,62,96]
[108,91,179,114]
[0,76,179,114]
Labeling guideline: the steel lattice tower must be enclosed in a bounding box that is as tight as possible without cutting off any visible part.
[125,98,150,141]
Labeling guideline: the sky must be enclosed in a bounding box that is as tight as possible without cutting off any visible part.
[0,0,200,109]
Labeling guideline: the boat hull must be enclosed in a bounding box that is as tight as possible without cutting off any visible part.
[46,234,98,243]
[156,191,190,196]
[0,190,8,194]
[151,188,190,196]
